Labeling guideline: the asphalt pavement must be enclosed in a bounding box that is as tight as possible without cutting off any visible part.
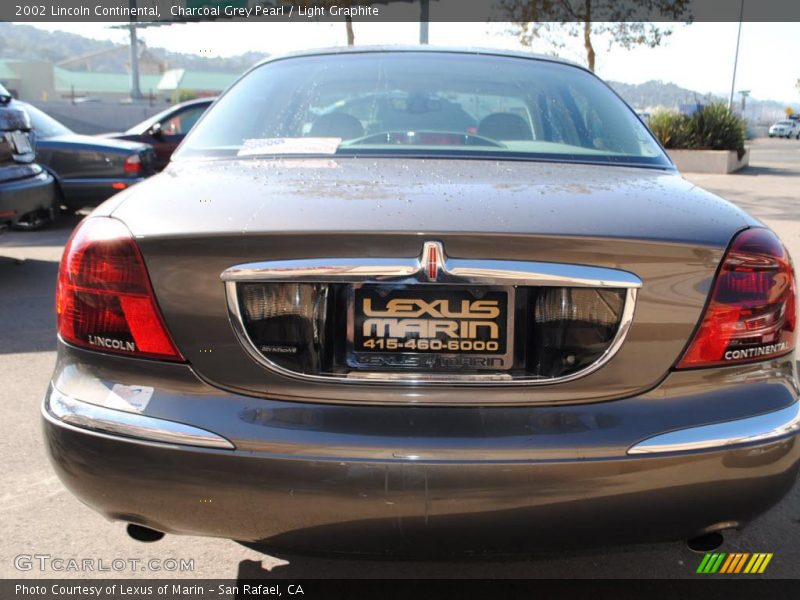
[1,138,799,580]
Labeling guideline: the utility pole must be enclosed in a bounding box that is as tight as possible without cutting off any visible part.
[128,0,143,100]
[739,89,750,114]
[419,0,429,44]
[728,0,744,111]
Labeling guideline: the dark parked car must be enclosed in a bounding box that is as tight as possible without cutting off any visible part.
[107,97,214,170]
[44,48,798,554]
[19,102,156,209]
[0,84,57,232]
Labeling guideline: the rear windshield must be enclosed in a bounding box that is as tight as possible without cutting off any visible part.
[175,52,670,168]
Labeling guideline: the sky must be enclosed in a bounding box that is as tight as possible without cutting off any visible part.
[28,21,799,105]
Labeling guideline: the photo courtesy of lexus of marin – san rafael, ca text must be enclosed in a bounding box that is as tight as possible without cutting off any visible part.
[1,1,800,599]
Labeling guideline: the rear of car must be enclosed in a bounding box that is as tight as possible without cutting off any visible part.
[0,85,56,232]
[20,102,157,209]
[42,49,799,553]
[107,97,214,170]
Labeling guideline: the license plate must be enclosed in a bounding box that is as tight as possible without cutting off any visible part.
[10,131,32,155]
[348,285,513,371]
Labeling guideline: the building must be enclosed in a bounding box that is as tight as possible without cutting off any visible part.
[0,59,55,101]
[156,68,238,100]
[0,59,237,103]
[54,67,163,102]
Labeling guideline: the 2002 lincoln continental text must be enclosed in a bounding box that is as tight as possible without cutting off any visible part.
[43,47,798,553]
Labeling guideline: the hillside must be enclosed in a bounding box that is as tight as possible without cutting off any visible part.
[0,22,266,73]
[607,80,790,124]
[607,80,720,110]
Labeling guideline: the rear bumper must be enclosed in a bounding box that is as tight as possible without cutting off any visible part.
[43,343,800,552]
[0,171,56,228]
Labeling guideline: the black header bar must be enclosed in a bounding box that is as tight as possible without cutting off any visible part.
[4,0,800,23]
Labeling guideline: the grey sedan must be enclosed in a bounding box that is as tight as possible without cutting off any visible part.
[43,48,798,554]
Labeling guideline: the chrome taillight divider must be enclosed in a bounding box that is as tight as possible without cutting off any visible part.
[221,242,642,385]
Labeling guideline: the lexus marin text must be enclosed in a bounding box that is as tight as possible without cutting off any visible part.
[44,48,799,553]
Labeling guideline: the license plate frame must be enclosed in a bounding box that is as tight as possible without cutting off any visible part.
[346,284,514,371]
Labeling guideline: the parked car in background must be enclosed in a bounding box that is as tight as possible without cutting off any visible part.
[44,48,798,554]
[106,98,214,170]
[17,102,156,210]
[0,84,57,232]
[768,119,800,139]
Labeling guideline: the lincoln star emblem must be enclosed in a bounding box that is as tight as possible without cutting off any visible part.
[421,241,445,282]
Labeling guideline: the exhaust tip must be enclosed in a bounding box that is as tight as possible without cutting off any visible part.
[686,531,724,553]
[126,523,165,543]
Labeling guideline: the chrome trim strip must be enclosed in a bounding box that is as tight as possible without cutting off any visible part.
[446,259,642,288]
[43,386,235,450]
[221,258,420,283]
[627,403,800,455]
[220,244,642,289]
[222,247,640,385]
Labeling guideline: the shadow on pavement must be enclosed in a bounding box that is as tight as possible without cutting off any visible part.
[738,165,800,178]
[0,213,84,354]
[0,257,58,354]
[0,213,82,249]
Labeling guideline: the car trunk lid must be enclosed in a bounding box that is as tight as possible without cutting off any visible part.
[109,158,756,405]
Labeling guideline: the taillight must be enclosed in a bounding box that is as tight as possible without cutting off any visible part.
[56,217,183,361]
[123,153,141,175]
[676,228,796,368]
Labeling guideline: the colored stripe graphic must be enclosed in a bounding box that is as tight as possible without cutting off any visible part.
[712,553,726,573]
[700,552,772,574]
[696,553,713,573]
[744,553,774,574]
[734,553,750,573]
[745,554,761,573]
[758,554,773,573]
[697,553,727,574]
[719,554,736,574]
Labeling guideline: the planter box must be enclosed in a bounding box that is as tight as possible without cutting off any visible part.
[667,148,749,174]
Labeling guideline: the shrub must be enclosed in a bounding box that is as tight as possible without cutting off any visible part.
[686,103,746,159]
[648,110,689,149]
[649,103,747,159]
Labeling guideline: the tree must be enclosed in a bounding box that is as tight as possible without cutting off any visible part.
[345,15,355,46]
[502,0,692,72]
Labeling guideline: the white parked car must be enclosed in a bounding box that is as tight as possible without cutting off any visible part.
[768,120,800,139]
